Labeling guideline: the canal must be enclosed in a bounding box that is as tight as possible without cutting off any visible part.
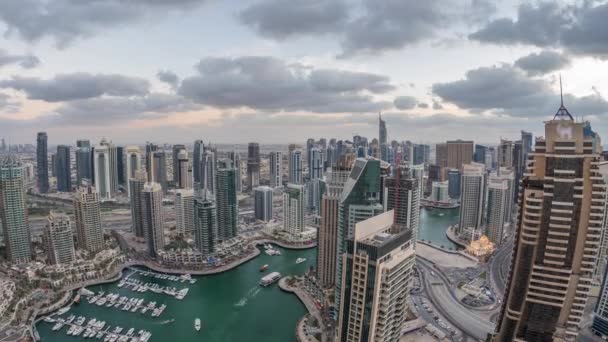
[418,207,461,250]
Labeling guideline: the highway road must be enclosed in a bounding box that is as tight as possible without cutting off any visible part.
[489,236,514,296]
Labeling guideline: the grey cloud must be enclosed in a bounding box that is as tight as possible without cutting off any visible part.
[179,56,392,113]
[514,51,570,76]
[157,70,180,88]
[0,49,40,69]
[432,99,443,110]
[0,73,149,102]
[432,64,608,117]
[0,93,20,112]
[470,2,608,59]
[393,96,418,110]
[0,0,208,47]
[239,0,349,40]
[417,102,429,109]
[53,93,200,124]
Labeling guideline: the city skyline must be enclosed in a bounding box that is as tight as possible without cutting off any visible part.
[1,1,608,144]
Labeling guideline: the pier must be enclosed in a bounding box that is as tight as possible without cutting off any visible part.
[41,314,152,342]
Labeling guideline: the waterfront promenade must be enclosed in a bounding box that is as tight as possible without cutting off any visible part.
[279,277,328,342]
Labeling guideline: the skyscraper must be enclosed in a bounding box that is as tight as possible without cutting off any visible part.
[199,150,216,196]
[288,148,303,185]
[145,142,158,182]
[283,183,305,236]
[409,163,425,198]
[447,140,474,170]
[498,139,514,169]
[125,146,141,196]
[431,181,449,202]
[458,162,486,240]
[0,156,31,264]
[175,189,195,235]
[116,145,125,186]
[172,144,186,184]
[254,186,273,222]
[317,155,353,288]
[228,150,242,193]
[43,211,75,265]
[435,142,448,169]
[486,174,509,245]
[56,145,71,192]
[73,184,104,253]
[152,150,168,193]
[176,149,191,189]
[76,139,92,186]
[194,196,217,256]
[494,103,605,341]
[247,142,260,191]
[129,170,147,238]
[384,165,420,240]
[269,151,282,188]
[309,147,323,180]
[36,132,49,193]
[142,182,165,257]
[447,168,461,199]
[216,159,238,241]
[474,144,488,164]
[94,139,119,199]
[337,210,415,342]
[193,140,204,185]
[379,112,387,146]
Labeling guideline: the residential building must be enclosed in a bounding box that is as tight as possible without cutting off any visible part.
[129,170,147,238]
[175,189,195,235]
[73,184,104,253]
[486,174,509,245]
[56,145,71,192]
[76,139,92,185]
[247,142,260,191]
[458,162,486,240]
[447,168,461,199]
[93,139,119,199]
[269,151,282,188]
[498,139,514,168]
[142,182,165,257]
[216,159,238,241]
[283,183,305,236]
[172,144,186,184]
[447,140,474,170]
[176,149,191,189]
[43,211,75,265]
[384,165,420,240]
[474,144,488,164]
[194,196,217,256]
[254,186,273,222]
[229,150,242,193]
[431,181,449,202]
[289,148,303,184]
[193,140,204,185]
[37,132,49,193]
[125,145,141,195]
[0,156,31,263]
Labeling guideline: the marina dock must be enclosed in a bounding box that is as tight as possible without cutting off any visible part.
[43,314,152,342]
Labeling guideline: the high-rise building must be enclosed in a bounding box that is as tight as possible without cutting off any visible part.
[176,149,191,189]
[228,150,242,193]
[194,196,217,256]
[0,156,31,264]
[50,153,57,177]
[317,155,353,288]
[76,139,92,186]
[384,165,420,239]
[172,144,186,184]
[498,139,514,168]
[269,151,282,188]
[199,150,215,196]
[337,210,415,342]
[125,146,141,180]
[129,170,147,238]
[43,211,75,265]
[474,144,488,164]
[36,132,49,193]
[447,168,461,199]
[497,167,515,224]
[193,140,204,185]
[593,267,608,338]
[93,139,119,199]
[435,142,448,169]
[494,104,605,341]
[486,174,509,245]
[56,145,71,192]
[247,142,260,191]
[152,150,167,193]
[409,163,425,198]
[413,144,430,165]
[447,140,474,171]
[175,189,195,235]
[379,113,387,146]
[142,182,165,257]
[283,183,305,236]
[254,186,273,222]
[431,181,449,202]
[216,159,238,241]
[458,162,486,239]
[309,147,323,180]
[73,184,104,253]
[288,148,303,184]
[335,158,384,311]
[116,146,125,186]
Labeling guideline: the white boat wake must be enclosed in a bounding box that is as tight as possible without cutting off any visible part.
[234,298,248,307]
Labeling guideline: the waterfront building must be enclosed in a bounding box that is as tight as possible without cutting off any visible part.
[288,148,303,185]
[172,144,186,184]
[596,162,608,282]
[125,146,141,196]
[335,158,384,311]
[152,150,168,193]
[175,189,195,235]
[474,144,488,164]
[216,159,238,241]
[142,182,165,257]
[76,140,92,185]
[307,178,326,214]
[254,186,273,222]
[447,168,461,199]
[73,184,104,253]
[431,181,449,202]
[435,142,448,170]
[409,163,425,198]
[309,147,323,180]
[494,103,605,341]
[413,144,430,165]
[269,151,282,188]
[198,149,216,197]
[317,155,353,288]
[496,167,515,224]
[43,211,75,265]
[337,210,415,342]
[129,170,147,238]
[176,149,191,189]
[0,156,31,264]
[247,142,260,191]
[498,139,514,169]
[193,140,204,185]
[486,174,509,245]
[229,150,242,193]
[447,140,473,171]
[283,183,305,236]
[36,132,49,193]
[93,139,119,199]
[384,165,420,239]
[458,162,486,240]
[194,196,217,256]
[56,145,71,192]
[466,235,495,258]
[145,142,158,182]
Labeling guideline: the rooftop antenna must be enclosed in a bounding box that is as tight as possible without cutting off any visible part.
[554,74,573,121]
[560,74,564,107]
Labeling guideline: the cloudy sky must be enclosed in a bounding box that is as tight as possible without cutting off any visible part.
[1,0,608,146]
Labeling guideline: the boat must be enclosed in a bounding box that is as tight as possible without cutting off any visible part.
[73,294,81,304]
[194,318,201,331]
[259,264,269,272]
[295,258,306,264]
[260,272,282,286]
[56,306,71,315]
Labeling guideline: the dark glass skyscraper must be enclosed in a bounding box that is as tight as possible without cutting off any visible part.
[247,142,260,191]
[76,139,92,186]
[474,144,487,164]
[56,145,71,192]
[172,144,186,184]
[36,132,49,193]
[116,146,125,186]
[216,159,238,241]
[193,140,204,185]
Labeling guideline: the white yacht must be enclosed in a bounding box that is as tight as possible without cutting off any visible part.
[260,272,282,286]
[296,257,306,264]
[194,318,201,331]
